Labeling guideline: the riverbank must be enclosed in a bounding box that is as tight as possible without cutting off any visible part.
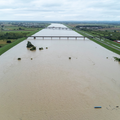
[74,30,120,55]
[0,28,42,55]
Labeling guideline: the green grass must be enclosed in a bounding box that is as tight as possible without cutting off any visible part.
[75,30,120,55]
[0,28,42,55]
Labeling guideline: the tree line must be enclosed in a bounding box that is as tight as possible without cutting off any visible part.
[0,32,29,40]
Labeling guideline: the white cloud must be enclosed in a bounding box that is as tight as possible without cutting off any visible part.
[0,0,120,21]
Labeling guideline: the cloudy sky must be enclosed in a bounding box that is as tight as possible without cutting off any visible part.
[0,0,120,21]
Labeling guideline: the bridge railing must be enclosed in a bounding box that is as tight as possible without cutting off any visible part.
[45,27,72,30]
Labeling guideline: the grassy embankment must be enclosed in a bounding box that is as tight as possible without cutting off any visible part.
[0,28,42,55]
[75,30,120,55]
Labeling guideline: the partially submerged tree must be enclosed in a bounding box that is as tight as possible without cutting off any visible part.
[27,41,34,48]
[30,46,36,51]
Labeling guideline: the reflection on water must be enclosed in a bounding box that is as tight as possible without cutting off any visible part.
[0,24,120,120]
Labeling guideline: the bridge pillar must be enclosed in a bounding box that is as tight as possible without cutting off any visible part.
[51,37,52,40]
[59,37,60,40]
[67,37,69,40]
[84,37,85,40]
[43,37,44,40]
[34,37,36,39]
[76,37,77,40]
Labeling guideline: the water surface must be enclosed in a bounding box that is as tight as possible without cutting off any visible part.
[0,23,120,120]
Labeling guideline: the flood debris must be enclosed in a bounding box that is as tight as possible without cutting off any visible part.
[94,106,102,109]
[46,47,48,49]
[69,57,71,59]
[31,58,33,60]
[18,58,21,60]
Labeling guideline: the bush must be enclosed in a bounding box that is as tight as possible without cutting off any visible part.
[114,57,120,61]
[6,40,11,43]
[27,41,34,48]
[39,47,43,50]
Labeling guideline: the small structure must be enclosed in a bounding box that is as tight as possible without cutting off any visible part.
[115,40,120,43]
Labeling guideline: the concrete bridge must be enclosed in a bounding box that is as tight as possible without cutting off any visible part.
[27,36,96,40]
[45,27,72,30]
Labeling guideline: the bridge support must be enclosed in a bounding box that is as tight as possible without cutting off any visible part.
[34,37,36,39]
[84,37,85,40]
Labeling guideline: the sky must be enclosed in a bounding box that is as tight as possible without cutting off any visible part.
[0,0,120,21]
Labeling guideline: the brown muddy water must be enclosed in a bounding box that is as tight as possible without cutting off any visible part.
[0,24,120,120]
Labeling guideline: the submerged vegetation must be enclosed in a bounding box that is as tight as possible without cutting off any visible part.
[39,47,43,50]
[27,41,36,51]
[30,46,36,51]
[114,57,120,62]
[27,41,34,48]
[18,58,21,60]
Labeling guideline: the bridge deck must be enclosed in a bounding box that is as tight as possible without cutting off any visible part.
[27,35,106,38]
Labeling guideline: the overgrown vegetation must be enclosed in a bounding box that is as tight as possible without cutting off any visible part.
[27,41,36,51]
[30,46,36,51]
[27,41,34,48]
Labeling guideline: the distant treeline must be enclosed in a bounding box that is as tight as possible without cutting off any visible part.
[75,25,114,29]
[0,32,29,39]
[80,29,120,41]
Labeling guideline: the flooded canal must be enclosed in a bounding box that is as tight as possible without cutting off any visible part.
[0,23,120,120]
